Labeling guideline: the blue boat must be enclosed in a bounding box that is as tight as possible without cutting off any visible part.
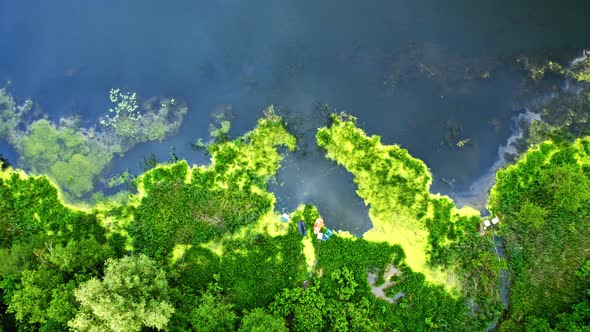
[297,221,307,236]
[322,228,334,240]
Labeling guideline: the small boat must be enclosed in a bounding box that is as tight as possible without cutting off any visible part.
[313,218,324,234]
[297,221,307,236]
[322,228,334,241]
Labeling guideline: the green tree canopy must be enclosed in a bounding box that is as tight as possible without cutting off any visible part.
[238,308,287,332]
[68,254,174,332]
[189,276,237,332]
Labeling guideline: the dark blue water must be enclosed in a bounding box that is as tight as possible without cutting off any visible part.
[0,139,17,166]
[2,1,590,233]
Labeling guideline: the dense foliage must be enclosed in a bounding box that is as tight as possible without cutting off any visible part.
[1,109,589,331]
[0,170,114,330]
[69,254,175,332]
[317,114,504,327]
[0,110,295,330]
[489,138,590,330]
[519,87,590,153]
[516,54,590,154]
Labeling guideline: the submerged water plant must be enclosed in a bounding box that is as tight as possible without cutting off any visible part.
[0,87,188,199]
[518,52,590,83]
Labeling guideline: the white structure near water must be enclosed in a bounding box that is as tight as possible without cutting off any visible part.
[483,217,500,230]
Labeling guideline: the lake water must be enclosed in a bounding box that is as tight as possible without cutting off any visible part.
[2,1,590,234]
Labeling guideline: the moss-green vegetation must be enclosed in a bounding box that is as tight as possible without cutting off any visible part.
[0,110,297,331]
[515,54,590,155]
[317,114,432,273]
[0,88,33,138]
[568,56,590,82]
[2,107,589,331]
[520,89,590,151]
[100,89,142,137]
[128,108,296,256]
[382,42,497,94]
[1,111,476,331]
[489,138,590,330]
[317,114,504,327]
[0,87,188,199]
[20,119,109,198]
[518,55,590,83]
[0,169,115,331]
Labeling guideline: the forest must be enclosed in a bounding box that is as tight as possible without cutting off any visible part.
[1,96,590,330]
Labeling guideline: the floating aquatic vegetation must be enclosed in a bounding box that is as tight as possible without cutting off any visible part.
[512,51,590,154]
[518,50,590,83]
[141,153,158,172]
[500,50,590,153]
[100,89,141,137]
[517,85,590,151]
[456,138,472,148]
[100,90,188,146]
[439,118,464,150]
[381,42,500,94]
[567,50,590,82]
[105,170,134,188]
[188,104,234,146]
[0,87,188,199]
[210,120,231,141]
[0,88,34,140]
[14,119,109,198]
[517,56,564,81]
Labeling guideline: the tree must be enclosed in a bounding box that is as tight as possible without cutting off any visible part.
[516,201,547,230]
[7,267,65,324]
[540,164,590,213]
[270,284,326,332]
[238,308,287,332]
[68,255,174,332]
[554,260,590,331]
[189,275,237,332]
[491,140,590,328]
[46,237,114,274]
[330,267,358,301]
